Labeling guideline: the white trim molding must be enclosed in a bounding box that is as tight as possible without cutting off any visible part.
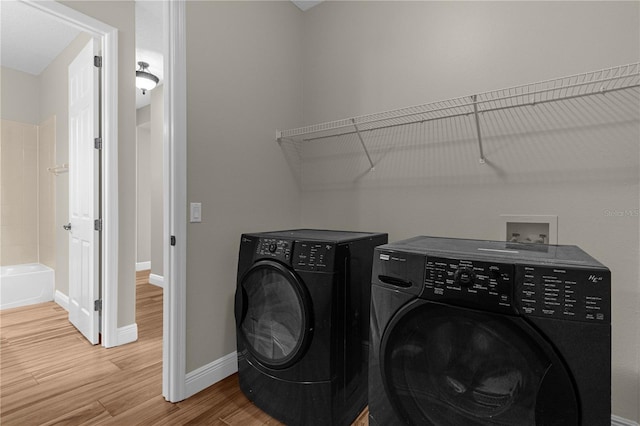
[612,415,640,426]
[163,0,187,403]
[136,261,151,271]
[185,352,238,399]
[55,290,70,311]
[115,323,138,347]
[149,273,164,288]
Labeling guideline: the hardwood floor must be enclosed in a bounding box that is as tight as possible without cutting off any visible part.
[1,271,369,425]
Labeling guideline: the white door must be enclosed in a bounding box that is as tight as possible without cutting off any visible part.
[68,39,100,345]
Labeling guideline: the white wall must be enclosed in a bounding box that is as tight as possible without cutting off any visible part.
[300,1,639,422]
[185,1,303,373]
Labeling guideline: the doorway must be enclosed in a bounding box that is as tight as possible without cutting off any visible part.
[0,0,118,345]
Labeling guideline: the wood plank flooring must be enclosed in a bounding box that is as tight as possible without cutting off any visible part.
[1,271,369,425]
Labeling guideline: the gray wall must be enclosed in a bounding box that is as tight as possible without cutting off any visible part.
[135,87,162,276]
[150,85,163,277]
[136,122,151,265]
[185,1,303,372]
[300,1,639,422]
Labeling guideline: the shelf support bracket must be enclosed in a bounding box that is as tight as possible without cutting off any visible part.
[471,95,486,164]
[352,119,375,171]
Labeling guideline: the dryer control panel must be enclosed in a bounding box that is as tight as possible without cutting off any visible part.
[255,238,337,271]
[292,242,336,271]
[424,256,516,315]
[256,238,292,263]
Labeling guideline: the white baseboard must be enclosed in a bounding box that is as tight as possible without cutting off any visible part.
[54,290,69,311]
[136,261,151,271]
[115,323,138,346]
[612,415,640,426]
[185,351,238,399]
[149,273,164,288]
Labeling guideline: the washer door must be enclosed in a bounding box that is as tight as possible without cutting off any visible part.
[236,260,313,369]
[380,300,579,426]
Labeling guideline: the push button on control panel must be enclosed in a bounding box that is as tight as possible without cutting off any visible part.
[454,267,476,287]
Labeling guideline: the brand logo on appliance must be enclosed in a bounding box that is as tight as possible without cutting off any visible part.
[588,274,603,283]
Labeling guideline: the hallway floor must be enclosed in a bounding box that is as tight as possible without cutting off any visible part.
[0,271,368,425]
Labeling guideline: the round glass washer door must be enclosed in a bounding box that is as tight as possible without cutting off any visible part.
[237,260,313,369]
[380,300,579,426]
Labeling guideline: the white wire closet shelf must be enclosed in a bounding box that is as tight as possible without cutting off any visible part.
[276,63,640,167]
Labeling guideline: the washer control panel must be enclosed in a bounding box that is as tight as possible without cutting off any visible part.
[424,256,515,314]
[256,238,292,262]
[515,266,610,322]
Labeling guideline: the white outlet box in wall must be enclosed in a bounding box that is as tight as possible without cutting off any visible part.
[500,215,558,245]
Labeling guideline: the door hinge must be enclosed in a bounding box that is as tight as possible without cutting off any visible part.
[94,138,102,150]
[94,219,103,232]
[170,235,176,246]
[94,299,102,311]
[94,56,102,68]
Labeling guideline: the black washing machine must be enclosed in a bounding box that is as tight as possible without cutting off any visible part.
[369,236,610,426]
[235,229,387,425]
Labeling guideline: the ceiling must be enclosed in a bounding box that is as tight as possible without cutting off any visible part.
[0,1,163,109]
[0,1,82,75]
[1,1,319,110]
[291,1,323,12]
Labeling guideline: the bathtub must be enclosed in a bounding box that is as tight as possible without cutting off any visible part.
[0,263,55,310]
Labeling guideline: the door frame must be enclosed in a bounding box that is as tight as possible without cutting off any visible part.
[162,0,187,402]
[25,0,188,402]
[23,0,119,348]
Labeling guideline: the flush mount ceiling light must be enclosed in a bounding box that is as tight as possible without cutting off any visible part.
[136,61,158,95]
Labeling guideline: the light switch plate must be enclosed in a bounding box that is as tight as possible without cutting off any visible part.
[190,202,202,223]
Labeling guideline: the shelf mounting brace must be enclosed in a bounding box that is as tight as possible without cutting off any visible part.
[471,95,486,164]
[352,118,375,171]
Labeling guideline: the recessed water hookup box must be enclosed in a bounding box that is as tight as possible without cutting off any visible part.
[500,215,558,244]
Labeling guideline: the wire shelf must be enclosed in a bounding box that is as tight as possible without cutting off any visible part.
[277,63,640,165]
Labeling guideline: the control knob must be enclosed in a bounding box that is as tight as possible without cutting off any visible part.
[454,267,476,287]
[268,243,277,253]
